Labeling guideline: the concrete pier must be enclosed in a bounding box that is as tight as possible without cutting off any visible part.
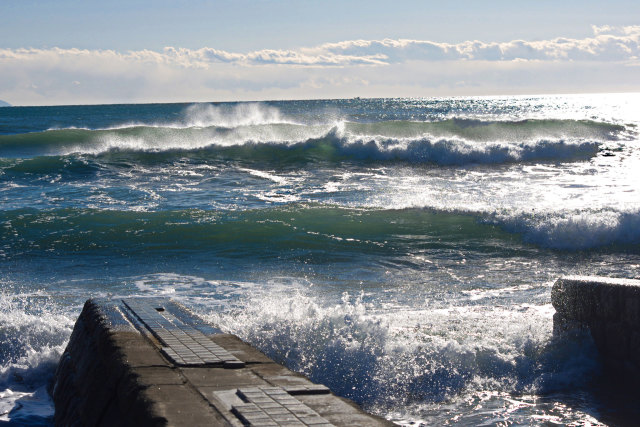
[552,276,640,384]
[52,298,393,427]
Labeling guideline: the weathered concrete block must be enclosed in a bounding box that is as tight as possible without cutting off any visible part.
[629,331,640,368]
[552,277,597,321]
[588,321,607,353]
[551,280,569,314]
[624,287,640,325]
[552,276,640,387]
[603,321,628,360]
[597,284,622,322]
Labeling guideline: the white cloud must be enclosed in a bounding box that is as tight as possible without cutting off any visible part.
[311,25,640,63]
[0,25,639,105]
[2,25,638,69]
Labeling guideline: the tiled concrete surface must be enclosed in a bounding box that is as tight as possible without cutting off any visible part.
[123,299,244,367]
[232,386,333,426]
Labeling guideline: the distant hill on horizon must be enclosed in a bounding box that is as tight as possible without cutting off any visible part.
[0,100,11,107]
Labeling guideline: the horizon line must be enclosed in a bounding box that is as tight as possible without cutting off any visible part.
[3,89,640,108]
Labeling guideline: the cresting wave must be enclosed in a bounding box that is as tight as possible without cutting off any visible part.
[488,208,640,250]
[1,205,639,255]
[0,117,623,165]
[0,136,602,169]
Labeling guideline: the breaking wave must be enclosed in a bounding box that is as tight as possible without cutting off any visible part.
[1,101,624,166]
[492,208,640,250]
[0,125,607,166]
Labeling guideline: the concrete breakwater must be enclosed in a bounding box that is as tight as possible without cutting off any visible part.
[52,298,393,426]
[552,276,640,384]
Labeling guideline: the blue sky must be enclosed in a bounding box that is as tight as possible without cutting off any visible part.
[1,0,639,105]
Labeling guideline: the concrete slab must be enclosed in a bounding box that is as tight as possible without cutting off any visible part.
[210,334,275,364]
[182,367,269,389]
[250,364,319,389]
[127,366,186,386]
[295,394,391,427]
[230,386,334,426]
[142,384,228,426]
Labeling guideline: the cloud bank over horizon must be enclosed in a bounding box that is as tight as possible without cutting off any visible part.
[1,25,639,105]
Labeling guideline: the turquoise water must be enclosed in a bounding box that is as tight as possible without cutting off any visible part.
[1,94,639,425]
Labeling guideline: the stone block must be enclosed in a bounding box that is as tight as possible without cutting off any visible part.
[551,278,571,316]
[146,384,228,426]
[210,334,274,364]
[553,276,640,387]
[182,367,267,389]
[598,284,623,322]
[603,321,628,360]
[295,394,390,427]
[629,330,640,367]
[574,282,597,320]
[588,319,607,355]
[623,287,640,326]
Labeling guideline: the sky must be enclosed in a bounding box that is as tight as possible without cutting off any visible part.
[1,0,639,105]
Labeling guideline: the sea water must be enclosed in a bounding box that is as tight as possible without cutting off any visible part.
[1,94,639,425]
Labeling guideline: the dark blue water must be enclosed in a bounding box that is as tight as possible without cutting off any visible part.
[1,94,639,425]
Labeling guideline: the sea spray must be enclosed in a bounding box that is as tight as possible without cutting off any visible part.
[0,292,73,424]
[204,287,600,423]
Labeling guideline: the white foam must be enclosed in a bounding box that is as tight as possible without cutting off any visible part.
[0,386,54,424]
[129,273,266,310]
[494,208,640,249]
[237,168,289,185]
[0,292,74,424]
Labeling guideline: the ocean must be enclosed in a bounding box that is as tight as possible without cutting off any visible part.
[1,94,639,425]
